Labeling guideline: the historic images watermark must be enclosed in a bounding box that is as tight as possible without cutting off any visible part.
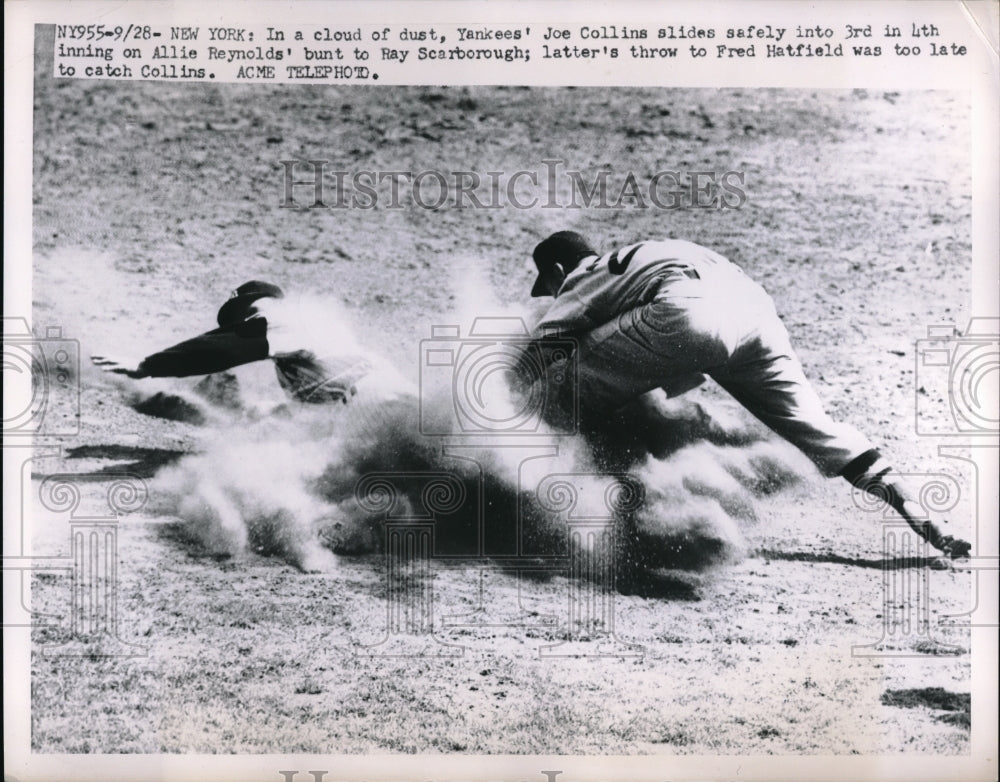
[279,158,748,211]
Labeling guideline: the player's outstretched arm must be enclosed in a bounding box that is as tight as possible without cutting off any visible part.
[841,451,972,559]
[92,319,270,380]
[90,355,150,378]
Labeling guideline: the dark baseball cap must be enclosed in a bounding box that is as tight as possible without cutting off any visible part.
[217,280,284,327]
[530,231,596,297]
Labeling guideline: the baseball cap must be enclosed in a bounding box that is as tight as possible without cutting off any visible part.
[217,280,285,327]
[530,231,596,297]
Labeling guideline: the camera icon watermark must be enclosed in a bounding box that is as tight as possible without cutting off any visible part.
[2,317,80,437]
[418,317,578,436]
[915,318,999,436]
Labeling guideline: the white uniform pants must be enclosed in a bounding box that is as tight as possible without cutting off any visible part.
[571,267,873,477]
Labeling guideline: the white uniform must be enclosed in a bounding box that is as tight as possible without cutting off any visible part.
[534,239,873,477]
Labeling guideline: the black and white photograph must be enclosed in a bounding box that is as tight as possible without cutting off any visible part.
[5,2,998,780]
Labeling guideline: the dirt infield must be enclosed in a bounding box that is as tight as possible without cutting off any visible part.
[28,25,974,755]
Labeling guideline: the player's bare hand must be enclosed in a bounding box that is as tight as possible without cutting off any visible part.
[90,355,147,379]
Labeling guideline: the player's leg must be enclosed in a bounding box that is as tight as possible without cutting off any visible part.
[711,339,872,478]
[710,303,970,557]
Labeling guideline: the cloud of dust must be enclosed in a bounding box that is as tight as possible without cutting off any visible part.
[136,274,813,576]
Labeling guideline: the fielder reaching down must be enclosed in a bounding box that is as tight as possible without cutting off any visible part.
[524,231,971,559]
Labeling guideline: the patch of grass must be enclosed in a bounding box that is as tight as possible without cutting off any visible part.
[881,687,971,732]
[936,711,971,730]
[294,677,323,695]
[881,687,969,712]
[653,729,691,746]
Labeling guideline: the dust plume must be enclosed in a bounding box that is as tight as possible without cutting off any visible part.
[128,283,812,576]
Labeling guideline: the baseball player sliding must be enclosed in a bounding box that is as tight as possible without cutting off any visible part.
[91,280,414,407]
[522,230,972,559]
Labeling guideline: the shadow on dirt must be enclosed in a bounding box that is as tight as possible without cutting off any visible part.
[486,560,703,601]
[154,520,241,563]
[127,392,790,600]
[615,569,703,601]
[61,444,189,479]
[756,549,945,570]
[151,519,704,602]
[129,392,207,424]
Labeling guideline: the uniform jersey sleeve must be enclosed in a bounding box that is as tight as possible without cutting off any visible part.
[532,289,600,337]
[136,317,269,378]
